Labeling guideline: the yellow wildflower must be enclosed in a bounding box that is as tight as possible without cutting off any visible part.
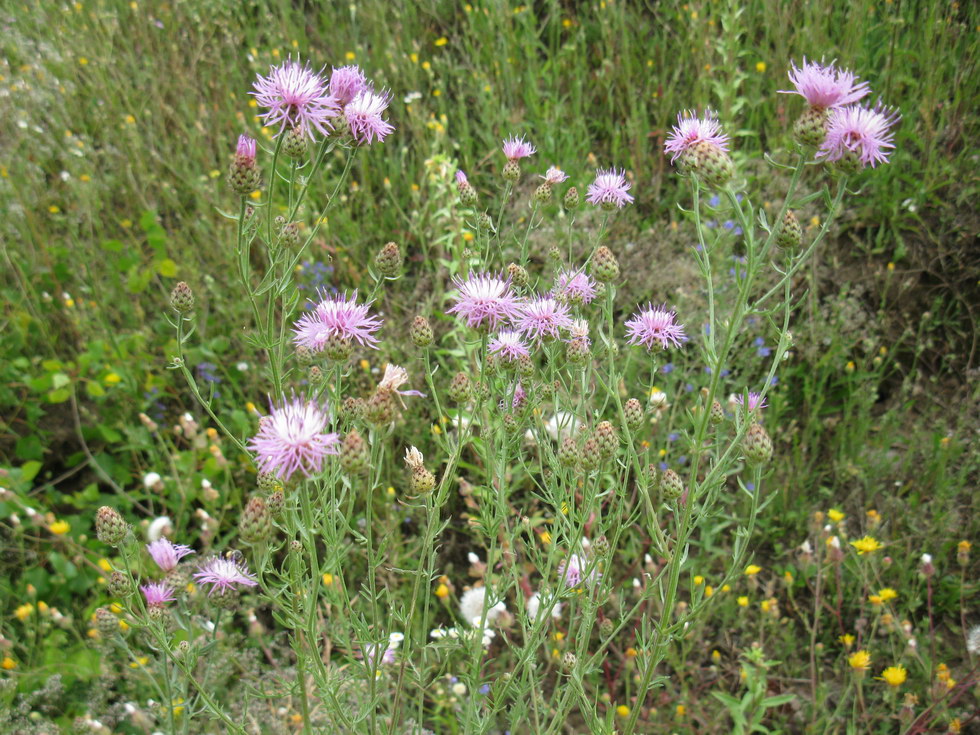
[616,705,629,717]
[878,665,907,687]
[434,37,448,46]
[1,657,15,670]
[737,596,749,607]
[850,536,883,555]
[693,575,704,586]
[839,634,855,649]
[434,583,449,599]
[15,604,33,621]
[848,650,872,672]
[625,647,637,658]
[828,508,845,522]
[322,573,334,586]
[50,520,70,535]
[878,588,898,602]
[755,61,766,72]
[744,564,762,576]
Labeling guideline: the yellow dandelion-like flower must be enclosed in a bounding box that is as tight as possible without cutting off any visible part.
[625,647,638,658]
[616,705,630,717]
[98,558,112,572]
[868,594,883,606]
[676,704,686,717]
[711,649,721,663]
[878,665,907,687]
[119,620,130,631]
[129,656,150,669]
[540,531,552,545]
[1,657,15,670]
[322,573,334,586]
[15,604,33,621]
[839,633,855,649]
[434,37,448,47]
[435,583,449,599]
[50,520,70,535]
[850,536,883,554]
[878,588,898,602]
[721,584,731,592]
[553,631,564,641]
[705,585,714,597]
[693,575,704,586]
[421,61,431,71]
[827,508,845,522]
[755,61,766,72]
[345,51,356,61]
[744,564,762,576]
[848,650,871,672]
[737,596,749,607]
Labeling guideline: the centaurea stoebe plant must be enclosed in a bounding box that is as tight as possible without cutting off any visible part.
[97,47,907,735]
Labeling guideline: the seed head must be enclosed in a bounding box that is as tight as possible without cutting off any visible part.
[777,210,803,249]
[624,398,644,430]
[410,316,434,348]
[743,423,773,465]
[375,241,403,278]
[170,282,195,313]
[591,246,620,283]
[660,469,683,500]
[448,372,473,404]
[95,506,128,546]
[340,429,370,475]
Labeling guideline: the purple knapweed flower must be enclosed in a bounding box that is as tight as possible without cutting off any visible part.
[558,553,599,588]
[329,65,369,105]
[293,290,383,352]
[252,58,339,139]
[141,582,176,607]
[517,296,574,341]
[235,135,256,165]
[511,381,527,410]
[502,135,536,161]
[625,303,687,351]
[553,269,598,305]
[779,58,870,110]
[818,102,900,168]
[447,272,523,331]
[735,392,767,412]
[193,556,259,596]
[455,170,469,187]
[664,110,730,163]
[146,538,195,573]
[585,168,634,209]
[540,166,569,184]
[345,89,395,145]
[248,397,339,480]
[488,330,531,362]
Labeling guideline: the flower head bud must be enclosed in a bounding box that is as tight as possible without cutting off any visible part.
[478,212,493,233]
[502,160,521,182]
[580,436,602,471]
[276,218,301,248]
[447,372,472,404]
[170,282,195,313]
[533,182,553,204]
[686,141,734,188]
[558,436,578,468]
[594,421,618,460]
[710,400,725,424]
[95,607,118,638]
[365,388,396,425]
[958,540,971,567]
[410,466,436,495]
[793,106,830,147]
[267,489,285,516]
[660,468,683,500]
[561,651,577,671]
[410,316,434,348]
[257,471,281,492]
[624,398,644,431]
[566,337,591,366]
[339,396,366,423]
[776,210,802,249]
[598,617,615,639]
[324,334,354,362]
[307,365,324,384]
[592,246,620,283]
[375,241,403,278]
[295,345,314,367]
[282,125,308,160]
[502,412,520,433]
[456,170,478,206]
[95,506,128,546]
[228,135,261,195]
[563,186,580,209]
[507,263,529,290]
[340,429,370,475]
[107,570,133,598]
[743,423,773,465]
[239,496,271,544]
[516,353,535,378]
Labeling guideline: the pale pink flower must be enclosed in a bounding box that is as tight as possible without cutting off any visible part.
[664,110,730,163]
[735,392,767,412]
[517,296,574,341]
[141,582,176,607]
[553,270,598,305]
[625,304,687,351]
[488,330,530,362]
[780,58,870,109]
[252,59,339,139]
[146,538,194,572]
[293,291,383,352]
[447,272,523,331]
[502,135,536,161]
[540,166,569,184]
[559,553,599,588]
[329,65,369,105]
[818,102,900,168]
[193,557,259,596]
[378,364,425,400]
[585,168,633,208]
[345,89,395,145]
[455,170,469,186]
[248,398,339,480]
[235,135,256,164]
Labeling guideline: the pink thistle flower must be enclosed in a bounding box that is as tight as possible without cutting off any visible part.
[345,89,395,145]
[817,102,900,168]
[447,272,523,331]
[293,290,383,352]
[455,170,469,187]
[502,135,536,161]
[735,392,768,412]
[517,296,574,341]
[568,319,591,348]
[378,364,425,400]
[235,135,256,165]
[779,58,870,110]
[329,65,369,105]
[585,168,634,209]
[488,330,531,362]
[553,269,598,305]
[541,166,569,184]
[248,398,339,480]
[512,381,527,410]
[559,553,600,588]
[193,556,259,596]
[252,58,339,140]
[141,582,176,607]
[664,110,730,163]
[625,303,687,351]
[146,538,195,572]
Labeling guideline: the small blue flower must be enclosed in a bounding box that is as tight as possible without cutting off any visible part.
[661,363,675,374]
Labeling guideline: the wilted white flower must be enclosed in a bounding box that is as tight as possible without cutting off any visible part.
[526,591,562,622]
[147,516,172,542]
[544,412,581,441]
[459,586,506,626]
[143,472,163,490]
[404,446,425,469]
[649,389,668,407]
[967,625,980,654]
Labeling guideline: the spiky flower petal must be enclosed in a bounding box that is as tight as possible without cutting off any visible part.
[252,58,339,139]
[248,398,339,480]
